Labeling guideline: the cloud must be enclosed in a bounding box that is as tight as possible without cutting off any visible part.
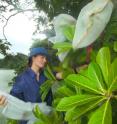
[4,13,36,55]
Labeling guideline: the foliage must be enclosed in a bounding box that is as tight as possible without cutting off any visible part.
[41,65,57,101]
[34,46,117,124]
[0,39,11,56]
[1,0,117,124]
[35,0,117,64]
[7,119,18,124]
[33,104,64,124]
[34,0,92,20]
[0,53,27,70]
[56,47,117,124]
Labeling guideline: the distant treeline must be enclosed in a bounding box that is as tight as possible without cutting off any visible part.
[0,53,28,69]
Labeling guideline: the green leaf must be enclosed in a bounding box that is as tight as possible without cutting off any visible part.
[33,104,42,119]
[53,42,72,60]
[96,47,111,88]
[111,58,117,78]
[53,98,61,108]
[40,80,53,101]
[62,68,74,78]
[56,86,75,97]
[108,58,117,92]
[65,98,105,122]
[53,42,72,49]
[68,119,81,124]
[34,120,45,124]
[33,105,51,123]
[62,25,75,41]
[62,51,72,68]
[88,100,112,124]
[56,95,103,111]
[88,62,105,92]
[66,74,104,94]
[44,65,56,80]
[7,119,18,124]
[56,48,70,55]
[114,41,117,52]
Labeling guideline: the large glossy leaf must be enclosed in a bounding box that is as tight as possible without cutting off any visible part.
[63,25,75,41]
[114,41,117,52]
[33,105,51,124]
[56,86,75,97]
[88,100,112,124]
[65,98,105,122]
[108,58,117,92]
[96,47,112,88]
[88,62,105,92]
[68,119,81,124]
[53,42,72,58]
[44,65,56,80]
[52,41,72,62]
[53,42,72,49]
[72,0,113,49]
[56,95,102,111]
[40,80,53,101]
[34,120,45,124]
[66,74,104,94]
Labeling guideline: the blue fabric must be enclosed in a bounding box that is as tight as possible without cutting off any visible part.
[10,68,53,124]
[29,47,48,58]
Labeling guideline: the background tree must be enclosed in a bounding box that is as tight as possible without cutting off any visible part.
[0,39,11,55]
[34,0,92,19]
[34,0,117,64]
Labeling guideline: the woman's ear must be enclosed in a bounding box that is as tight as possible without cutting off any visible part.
[32,56,34,60]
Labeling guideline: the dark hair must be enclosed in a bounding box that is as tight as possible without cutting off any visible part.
[28,54,39,67]
[28,57,33,67]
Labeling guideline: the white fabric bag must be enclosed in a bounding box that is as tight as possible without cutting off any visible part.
[0,90,52,121]
[49,14,76,61]
[49,14,76,43]
[72,0,113,49]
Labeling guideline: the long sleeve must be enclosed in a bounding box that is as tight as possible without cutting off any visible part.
[10,76,25,101]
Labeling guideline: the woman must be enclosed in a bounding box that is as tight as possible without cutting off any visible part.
[0,47,62,124]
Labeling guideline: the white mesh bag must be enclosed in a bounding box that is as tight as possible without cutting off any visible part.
[0,90,52,121]
[49,14,76,61]
[72,0,113,49]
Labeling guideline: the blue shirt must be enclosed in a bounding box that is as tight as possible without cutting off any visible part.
[10,68,53,124]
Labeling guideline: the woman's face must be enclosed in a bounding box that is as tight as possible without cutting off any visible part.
[32,55,47,69]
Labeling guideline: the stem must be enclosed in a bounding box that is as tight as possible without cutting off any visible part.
[86,44,93,64]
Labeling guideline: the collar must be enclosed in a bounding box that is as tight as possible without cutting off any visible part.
[27,68,44,78]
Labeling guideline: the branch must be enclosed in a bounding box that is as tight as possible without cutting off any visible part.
[0,15,7,20]
[2,8,39,42]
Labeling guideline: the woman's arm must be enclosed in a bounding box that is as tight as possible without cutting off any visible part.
[10,76,25,101]
[55,72,63,80]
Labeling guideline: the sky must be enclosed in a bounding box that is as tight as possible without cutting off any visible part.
[0,1,47,58]
[0,13,35,58]
[5,13,35,53]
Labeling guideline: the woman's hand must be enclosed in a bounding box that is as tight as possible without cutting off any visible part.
[56,72,63,80]
[0,95,7,106]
